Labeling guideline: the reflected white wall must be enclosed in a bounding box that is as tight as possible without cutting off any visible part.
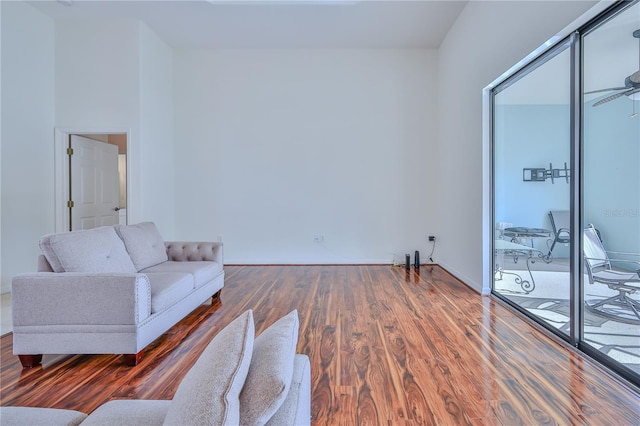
[494,104,571,254]
[584,97,640,255]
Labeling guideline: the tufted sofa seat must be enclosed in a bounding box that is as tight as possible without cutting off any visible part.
[11,222,224,368]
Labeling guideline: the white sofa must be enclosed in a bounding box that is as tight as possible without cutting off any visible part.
[1,310,312,426]
[11,222,224,367]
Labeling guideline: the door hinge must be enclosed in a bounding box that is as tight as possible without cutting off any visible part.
[67,200,74,208]
[67,148,74,155]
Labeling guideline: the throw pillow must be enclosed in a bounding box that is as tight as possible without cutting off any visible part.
[41,226,137,273]
[39,234,64,273]
[239,310,299,426]
[163,310,255,426]
[115,222,168,271]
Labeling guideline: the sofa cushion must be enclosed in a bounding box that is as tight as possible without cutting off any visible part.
[40,227,136,273]
[81,400,171,426]
[0,406,87,426]
[163,310,254,426]
[141,261,222,289]
[240,310,299,426]
[144,272,194,314]
[115,222,168,271]
[265,355,311,426]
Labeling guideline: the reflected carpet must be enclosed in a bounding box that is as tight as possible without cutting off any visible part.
[496,270,640,375]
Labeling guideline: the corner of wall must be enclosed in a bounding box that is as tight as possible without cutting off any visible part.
[138,21,176,238]
[1,1,55,294]
[434,0,599,294]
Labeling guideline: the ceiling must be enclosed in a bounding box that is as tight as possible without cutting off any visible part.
[27,0,468,49]
[494,1,639,105]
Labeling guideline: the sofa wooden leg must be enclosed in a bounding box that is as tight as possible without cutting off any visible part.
[18,355,43,368]
[211,290,221,303]
[122,351,143,366]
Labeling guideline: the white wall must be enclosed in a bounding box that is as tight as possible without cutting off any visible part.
[436,1,597,292]
[139,23,175,237]
[55,20,140,129]
[1,1,3,294]
[0,14,177,293]
[0,1,55,293]
[55,19,175,235]
[55,19,142,224]
[0,1,601,292]
[173,49,437,263]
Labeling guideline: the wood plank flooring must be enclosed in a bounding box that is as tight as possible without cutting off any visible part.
[2,265,640,424]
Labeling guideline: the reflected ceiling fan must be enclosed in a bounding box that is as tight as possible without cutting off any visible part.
[586,29,640,107]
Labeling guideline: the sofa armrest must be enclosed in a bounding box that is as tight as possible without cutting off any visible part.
[11,273,151,326]
[165,241,223,264]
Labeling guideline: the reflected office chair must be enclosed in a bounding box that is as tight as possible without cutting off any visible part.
[583,225,640,324]
[547,210,570,260]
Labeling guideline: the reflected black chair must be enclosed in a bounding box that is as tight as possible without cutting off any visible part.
[547,210,570,260]
[583,225,640,323]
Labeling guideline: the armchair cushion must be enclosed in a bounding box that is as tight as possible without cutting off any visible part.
[115,222,168,271]
[163,310,254,426]
[240,310,299,426]
[39,227,136,273]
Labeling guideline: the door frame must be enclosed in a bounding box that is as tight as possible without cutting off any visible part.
[54,127,131,232]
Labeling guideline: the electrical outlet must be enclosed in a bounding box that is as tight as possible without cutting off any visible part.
[428,235,436,242]
[314,235,324,243]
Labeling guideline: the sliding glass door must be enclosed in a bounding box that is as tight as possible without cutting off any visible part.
[493,42,572,338]
[490,0,640,386]
[582,1,640,377]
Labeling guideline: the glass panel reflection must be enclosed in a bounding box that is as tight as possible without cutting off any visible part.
[493,46,572,336]
[583,2,640,375]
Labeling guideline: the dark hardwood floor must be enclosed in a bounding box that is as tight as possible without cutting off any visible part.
[2,265,640,424]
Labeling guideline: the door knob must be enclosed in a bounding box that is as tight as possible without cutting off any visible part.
[114,207,121,212]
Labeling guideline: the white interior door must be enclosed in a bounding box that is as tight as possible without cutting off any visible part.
[70,135,120,230]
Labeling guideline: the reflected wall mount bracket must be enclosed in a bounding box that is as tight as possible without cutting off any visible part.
[522,162,570,184]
